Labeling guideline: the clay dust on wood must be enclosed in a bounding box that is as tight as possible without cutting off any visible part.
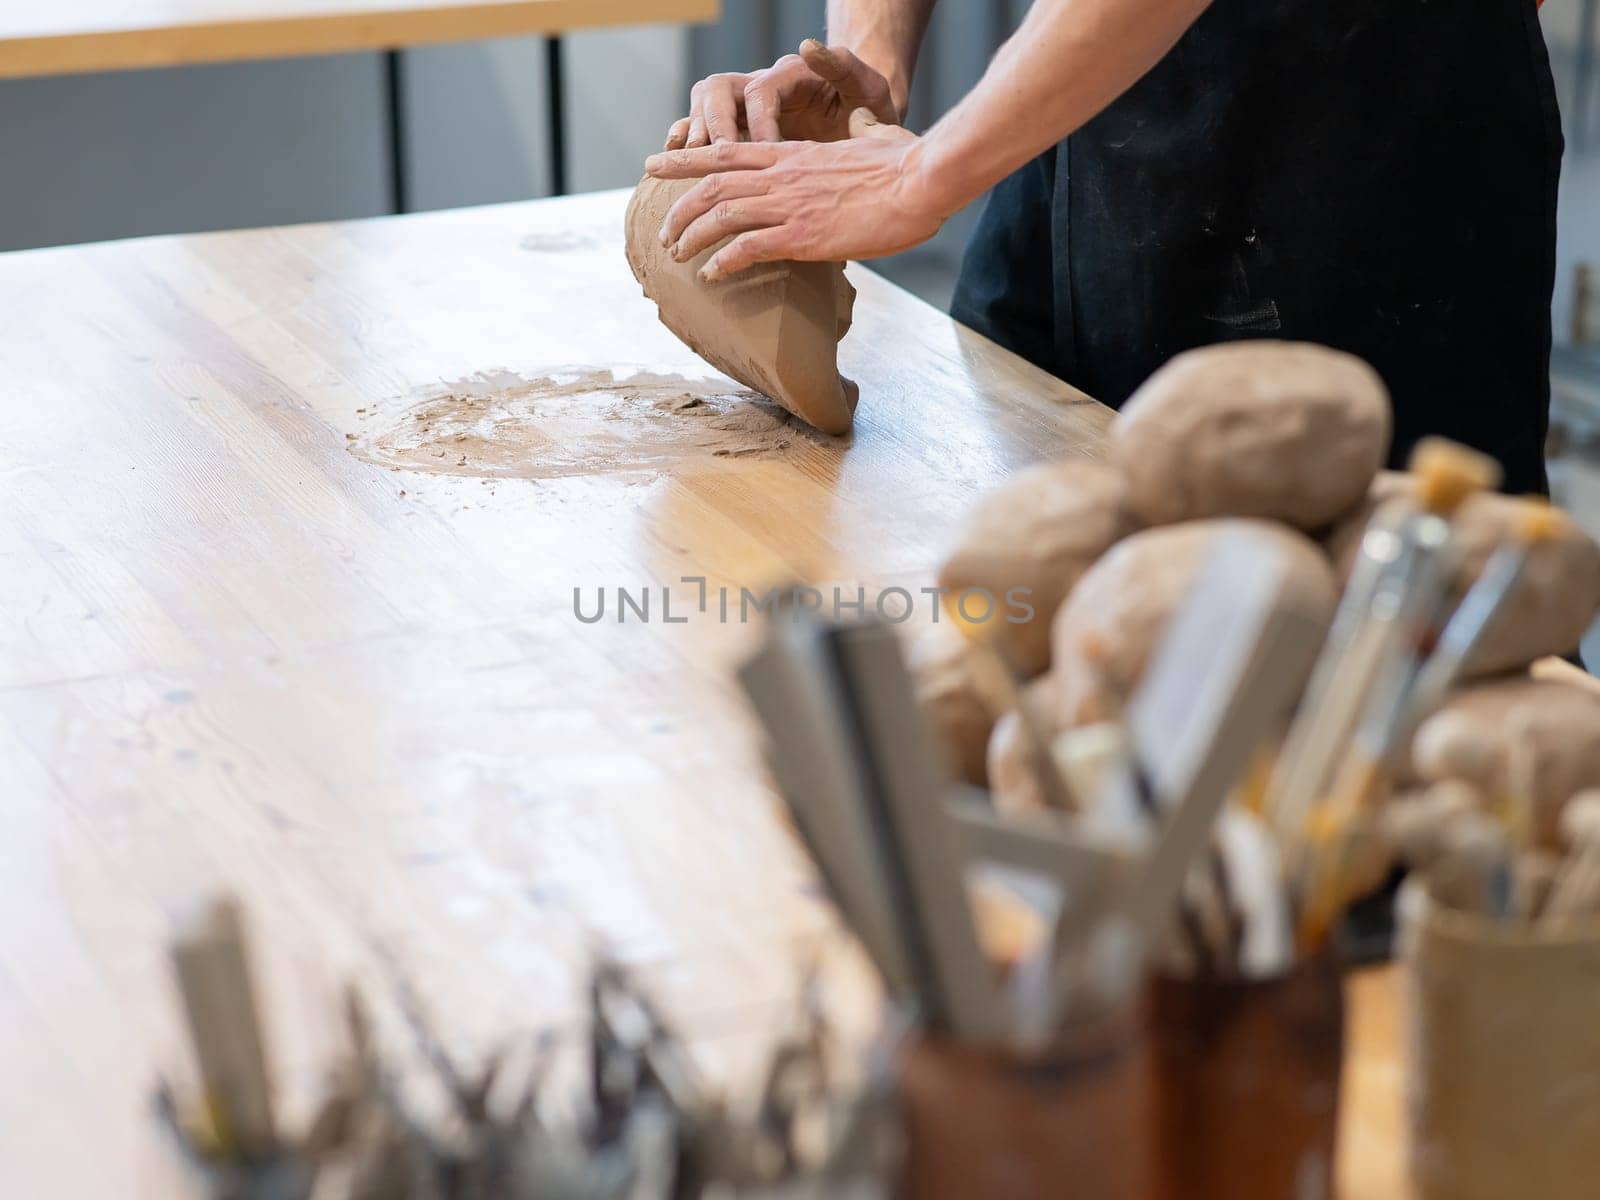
[347,367,814,478]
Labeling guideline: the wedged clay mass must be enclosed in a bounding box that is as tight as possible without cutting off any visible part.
[625,176,859,436]
[904,619,1011,787]
[1051,519,1337,728]
[1326,473,1600,675]
[985,676,1061,817]
[1410,676,1600,845]
[1113,341,1391,529]
[937,460,1139,677]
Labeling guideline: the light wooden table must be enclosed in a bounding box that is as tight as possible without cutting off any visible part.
[0,188,1406,1197]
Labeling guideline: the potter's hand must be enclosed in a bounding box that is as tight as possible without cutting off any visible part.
[647,110,949,283]
[664,39,899,149]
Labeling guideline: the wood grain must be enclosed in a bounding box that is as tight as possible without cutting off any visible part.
[0,189,1111,1195]
[0,188,1406,1198]
[1341,965,1412,1199]
[0,0,719,78]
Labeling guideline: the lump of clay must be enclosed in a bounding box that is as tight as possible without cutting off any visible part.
[1051,519,1337,727]
[937,460,1139,677]
[624,176,858,435]
[985,677,1061,815]
[1112,341,1390,529]
[905,620,1012,787]
[1379,781,1483,869]
[1450,500,1600,673]
[1327,476,1600,674]
[1410,676,1600,845]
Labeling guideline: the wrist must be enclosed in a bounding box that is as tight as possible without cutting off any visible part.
[902,124,979,223]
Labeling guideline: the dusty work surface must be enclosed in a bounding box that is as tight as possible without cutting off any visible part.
[0,189,1403,1196]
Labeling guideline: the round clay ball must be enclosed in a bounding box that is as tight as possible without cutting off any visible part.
[938,460,1139,677]
[1051,518,1337,727]
[1112,341,1391,530]
[985,676,1062,816]
[1450,498,1600,674]
[1327,479,1600,674]
[1558,790,1600,850]
[1409,676,1600,845]
[1380,781,1483,869]
[905,619,1010,787]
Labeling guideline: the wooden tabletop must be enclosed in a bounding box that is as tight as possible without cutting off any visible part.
[0,188,1407,1197]
[0,0,718,79]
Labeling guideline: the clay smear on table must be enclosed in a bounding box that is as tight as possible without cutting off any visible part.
[349,367,813,478]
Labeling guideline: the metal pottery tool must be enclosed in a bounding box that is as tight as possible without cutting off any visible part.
[1395,499,1563,734]
[170,896,278,1160]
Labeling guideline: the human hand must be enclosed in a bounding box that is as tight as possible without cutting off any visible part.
[664,38,900,149]
[647,109,950,282]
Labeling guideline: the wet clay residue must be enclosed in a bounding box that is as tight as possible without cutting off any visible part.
[348,367,816,478]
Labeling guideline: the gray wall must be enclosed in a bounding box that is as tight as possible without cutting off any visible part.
[0,2,1594,334]
[0,24,688,253]
[0,54,391,248]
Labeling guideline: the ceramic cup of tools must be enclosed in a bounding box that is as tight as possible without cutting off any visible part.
[1400,880,1600,1200]
[897,1012,1153,1200]
[1146,955,1345,1200]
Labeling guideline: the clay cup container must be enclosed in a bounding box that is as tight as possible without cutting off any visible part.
[897,1011,1153,1200]
[1400,881,1600,1200]
[1147,955,1345,1200]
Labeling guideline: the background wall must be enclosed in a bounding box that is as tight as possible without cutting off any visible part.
[0,0,1594,324]
[0,22,691,250]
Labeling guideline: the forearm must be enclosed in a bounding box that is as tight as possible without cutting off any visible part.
[913,0,1211,216]
[827,0,936,120]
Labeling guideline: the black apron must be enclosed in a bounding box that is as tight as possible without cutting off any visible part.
[951,0,1564,497]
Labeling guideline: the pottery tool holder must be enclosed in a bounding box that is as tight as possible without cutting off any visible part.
[1401,879,1600,1200]
[158,903,896,1200]
[740,529,1323,1053]
[1146,953,1345,1200]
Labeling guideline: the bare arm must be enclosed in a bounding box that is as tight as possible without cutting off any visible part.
[649,0,1212,279]
[827,0,938,121]
[914,0,1211,215]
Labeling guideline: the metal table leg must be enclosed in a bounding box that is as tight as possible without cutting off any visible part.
[546,35,567,196]
[1577,0,1597,149]
[385,48,410,214]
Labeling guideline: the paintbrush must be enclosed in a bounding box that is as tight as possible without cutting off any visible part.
[1268,439,1500,859]
[1396,498,1566,740]
[1287,443,1500,948]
